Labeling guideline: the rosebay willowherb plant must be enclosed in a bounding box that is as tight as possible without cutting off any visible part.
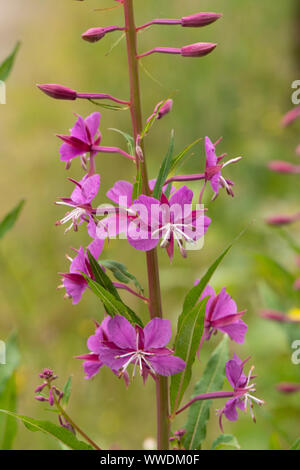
[29,1,264,450]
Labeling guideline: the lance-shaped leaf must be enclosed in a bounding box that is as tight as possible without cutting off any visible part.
[82,274,143,328]
[0,411,94,450]
[101,259,144,293]
[183,336,229,450]
[109,128,134,155]
[169,137,202,174]
[170,297,208,415]
[0,42,20,81]
[61,376,72,408]
[177,244,232,334]
[0,374,17,450]
[152,129,175,200]
[87,251,144,324]
[88,99,128,111]
[0,200,25,241]
[290,437,300,450]
[211,433,240,450]
[132,166,143,202]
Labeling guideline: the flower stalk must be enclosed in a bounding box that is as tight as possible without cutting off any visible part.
[123,0,170,450]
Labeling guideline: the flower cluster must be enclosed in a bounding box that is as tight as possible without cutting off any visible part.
[35,1,261,448]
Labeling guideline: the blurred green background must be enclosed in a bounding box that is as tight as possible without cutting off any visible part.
[0,0,300,450]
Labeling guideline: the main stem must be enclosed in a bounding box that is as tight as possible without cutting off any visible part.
[123,0,170,450]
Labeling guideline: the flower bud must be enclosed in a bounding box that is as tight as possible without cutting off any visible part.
[181,13,222,27]
[276,382,300,394]
[282,105,300,127]
[155,99,173,120]
[268,160,300,174]
[265,214,297,226]
[82,26,124,43]
[181,42,217,58]
[37,84,77,101]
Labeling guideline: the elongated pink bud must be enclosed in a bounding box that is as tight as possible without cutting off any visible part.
[181,13,222,27]
[282,105,300,126]
[268,160,300,174]
[276,382,300,394]
[37,84,76,100]
[82,26,124,43]
[181,42,217,57]
[265,213,300,226]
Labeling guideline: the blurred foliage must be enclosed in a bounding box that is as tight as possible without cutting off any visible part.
[0,0,300,449]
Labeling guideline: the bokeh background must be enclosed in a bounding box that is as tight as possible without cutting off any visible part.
[0,0,300,450]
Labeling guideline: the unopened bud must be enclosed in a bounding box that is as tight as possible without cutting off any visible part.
[181,42,217,58]
[37,84,77,101]
[181,13,222,27]
[268,160,300,174]
[276,382,300,394]
[82,26,124,43]
[155,99,173,119]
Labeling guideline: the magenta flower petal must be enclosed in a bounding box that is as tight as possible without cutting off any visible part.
[59,142,84,162]
[218,320,248,344]
[143,318,172,350]
[223,398,240,421]
[71,174,100,205]
[168,185,193,209]
[84,112,101,140]
[106,180,133,207]
[63,273,88,305]
[225,359,244,389]
[107,315,137,349]
[148,355,186,376]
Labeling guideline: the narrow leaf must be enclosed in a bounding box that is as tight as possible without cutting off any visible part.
[109,128,134,155]
[211,433,240,450]
[0,200,25,241]
[178,244,232,334]
[88,99,128,111]
[101,259,144,293]
[132,166,143,202]
[169,138,202,174]
[290,437,300,450]
[82,274,143,327]
[0,411,94,450]
[0,374,18,450]
[184,336,229,450]
[170,298,208,415]
[152,129,175,200]
[0,42,20,81]
[61,376,72,408]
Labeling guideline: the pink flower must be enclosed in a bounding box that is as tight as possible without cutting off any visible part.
[57,112,101,162]
[56,174,100,232]
[60,239,104,305]
[217,355,264,432]
[127,186,211,260]
[204,136,241,197]
[198,284,247,345]
[79,316,186,382]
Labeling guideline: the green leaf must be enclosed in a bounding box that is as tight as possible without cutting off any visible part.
[290,437,300,450]
[132,166,143,202]
[211,433,240,450]
[61,376,72,408]
[178,244,232,334]
[87,251,121,304]
[170,297,208,415]
[0,200,25,241]
[169,138,202,175]
[88,99,128,111]
[101,259,144,294]
[0,411,94,450]
[0,42,20,81]
[152,129,175,200]
[0,374,18,450]
[109,128,134,155]
[183,336,229,450]
[82,274,144,327]
[0,332,20,395]
[255,254,295,297]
